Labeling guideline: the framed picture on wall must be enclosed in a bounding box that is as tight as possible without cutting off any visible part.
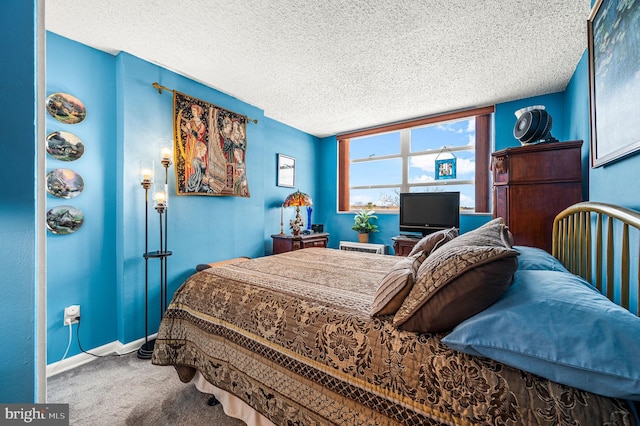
[277,154,295,187]
[588,0,640,167]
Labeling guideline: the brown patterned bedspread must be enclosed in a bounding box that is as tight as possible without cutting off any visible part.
[152,248,636,425]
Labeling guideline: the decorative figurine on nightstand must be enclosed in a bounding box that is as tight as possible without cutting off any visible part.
[290,215,303,236]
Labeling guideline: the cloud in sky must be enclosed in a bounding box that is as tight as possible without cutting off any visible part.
[410,154,438,172]
[461,192,474,204]
[410,173,436,183]
[351,194,372,205]
[436,124,463,134]
[455,157,475,174]
[466,120,475,133]
[434,118,476,135]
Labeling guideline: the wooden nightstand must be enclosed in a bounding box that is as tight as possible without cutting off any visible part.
[392,235,421,256]
[271,233,330,254]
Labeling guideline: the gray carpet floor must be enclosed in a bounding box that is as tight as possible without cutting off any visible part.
[47,351,246,426]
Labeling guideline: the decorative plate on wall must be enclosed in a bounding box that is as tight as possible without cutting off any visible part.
[46,168,84,199]
[46,131,85,161]
[46,205,84,235]
[46,92,87,124]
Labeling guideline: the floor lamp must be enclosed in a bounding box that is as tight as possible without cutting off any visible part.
[137,154,172,360]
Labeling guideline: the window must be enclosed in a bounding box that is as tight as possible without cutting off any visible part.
[338,107,493,213]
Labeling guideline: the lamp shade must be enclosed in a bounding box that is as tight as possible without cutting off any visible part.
[153,183,167,207]
[283,190,313,207]
[138,160,155,183]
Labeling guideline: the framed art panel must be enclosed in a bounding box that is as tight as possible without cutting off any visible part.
[435,158,456,180]
[588,0,640,167]
[277,154,295,187]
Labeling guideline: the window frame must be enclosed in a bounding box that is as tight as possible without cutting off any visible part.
[338,106,494,213]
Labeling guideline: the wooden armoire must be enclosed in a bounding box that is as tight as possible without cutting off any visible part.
[492,140,583,252]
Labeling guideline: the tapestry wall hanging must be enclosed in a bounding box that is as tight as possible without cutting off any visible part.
[173,91,250,197]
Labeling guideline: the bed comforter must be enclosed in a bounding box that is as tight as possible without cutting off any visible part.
[152,248,635,425]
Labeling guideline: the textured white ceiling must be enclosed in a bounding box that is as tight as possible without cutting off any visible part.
[45,0,592,137]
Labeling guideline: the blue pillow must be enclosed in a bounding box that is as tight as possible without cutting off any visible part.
[442,269,640,400]
[514,245,569,272]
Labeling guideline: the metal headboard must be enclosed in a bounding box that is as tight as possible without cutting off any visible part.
[552,202,640,316]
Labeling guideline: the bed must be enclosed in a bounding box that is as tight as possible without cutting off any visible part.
[152,202,640,425]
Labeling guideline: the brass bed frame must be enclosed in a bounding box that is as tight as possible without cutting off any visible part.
[552,201,640,316]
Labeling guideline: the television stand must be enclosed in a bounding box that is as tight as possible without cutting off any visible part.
[392,235,423,256]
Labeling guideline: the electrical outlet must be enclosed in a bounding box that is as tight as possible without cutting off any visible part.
[63,305,80,326]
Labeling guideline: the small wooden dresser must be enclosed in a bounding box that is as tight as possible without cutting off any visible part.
[271,233,329,254]
[492,140,583,252]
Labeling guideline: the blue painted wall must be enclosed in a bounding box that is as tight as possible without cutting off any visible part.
[0,0,39,403]
[261,117,320,252]
[45,33,118,365]
[44,35,321,360]
[564,51,592,198]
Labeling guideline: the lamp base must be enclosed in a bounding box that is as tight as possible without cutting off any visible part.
[137,338,156,360]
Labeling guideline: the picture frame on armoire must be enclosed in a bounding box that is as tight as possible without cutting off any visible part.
[588,0,640,167]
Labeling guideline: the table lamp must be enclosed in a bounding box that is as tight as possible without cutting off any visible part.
[283,190,313,234]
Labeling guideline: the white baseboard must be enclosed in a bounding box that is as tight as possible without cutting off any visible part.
[46,334,157,378]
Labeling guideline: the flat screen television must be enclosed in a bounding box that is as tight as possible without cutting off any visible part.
[399,191,460,236]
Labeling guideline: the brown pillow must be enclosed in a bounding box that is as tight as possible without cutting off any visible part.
[370,252,425,316]
[393,218,519,333]
[408,227,458,257]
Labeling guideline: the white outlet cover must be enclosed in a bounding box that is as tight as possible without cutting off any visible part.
[63,305,80,325]
[65,305,79,316]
